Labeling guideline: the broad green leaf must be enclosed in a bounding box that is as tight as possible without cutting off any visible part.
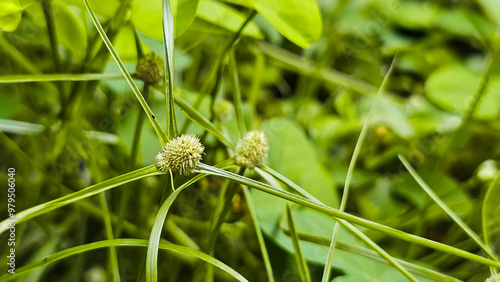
[477,0,500,27]
[53,0,87,60]
[426,64,500,120]
[261,118,338,207]
[61,0,120,18]
[249,0,322,48]
[0,0,23,32]
[114,25,150,63]
[131,0,200,40]
[358,95,415,139]
[197,0,262,38]
[483,175,500,253]
[433,9,492,38]
[391,1,438,29]
[253,118,342,265]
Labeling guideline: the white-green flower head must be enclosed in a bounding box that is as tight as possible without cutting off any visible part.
[136,52,164,86]
[486,273,500,282]
[155,134,205,176]
[235,130,269,169]
[213,99,234,123]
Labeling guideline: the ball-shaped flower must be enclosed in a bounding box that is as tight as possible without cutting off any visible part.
[136,52,164,86]
[486,273,500,282]
[156,134,205,176]
[235,130,269,169]
[213,99,234,123]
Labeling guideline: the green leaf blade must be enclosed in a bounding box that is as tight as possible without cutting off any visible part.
[250,0,322,48]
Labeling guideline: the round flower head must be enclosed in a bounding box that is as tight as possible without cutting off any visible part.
[156,134,205,176]
[486,273,500,282]
[235,130,269,169]
[213,99,234,123]
[136,52,164,85]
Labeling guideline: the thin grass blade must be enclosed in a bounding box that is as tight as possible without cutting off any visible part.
[0,239,248,282]
[0,165,160,235]
[0,73,125,83]
[285,204,311,282]
[196,163,500,269]
[146,173,208,282]
[228,51,246,136]
[162,0,178,139]
[399,154,500,262]
[258,166,418,281]
[82,0,168,146]
[241,187,274,282]
[174,94,235,147]
[321,54,399,282]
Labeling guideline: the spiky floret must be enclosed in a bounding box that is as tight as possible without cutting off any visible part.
[136,52,164,85]
[486,273,500,282]
[155,134,205,176]
[235,130,269,169]
[213,99,235,123]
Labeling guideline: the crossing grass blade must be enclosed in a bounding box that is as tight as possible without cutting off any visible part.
[196,163,500,269]
[258,166,418,282]
[162,0,178,139]
[399,154,500,263]
[285,204,311,282]
[0,239,248,282]
[146,173,207,282]
[0,165,160,235]
[82,0,168,146]
[321,54,400,282]
[174,94,235,147]
[0,73,126,83]
[241,187,274,282]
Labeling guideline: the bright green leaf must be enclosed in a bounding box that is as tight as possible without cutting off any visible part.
[477,0,500,27]
[197,0,262,38]
[358,95,415,139]
[131,0,200,40]
[113,25,150,63]
[61,0,120,18]
[53,0,87,60]
[249,0,322,48]
[426,64,500,120]
[0,0,23,32]
[261,118,338,207]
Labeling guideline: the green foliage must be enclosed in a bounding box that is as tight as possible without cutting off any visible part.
[132,0,200,39]
[0,0,23,32]
[1,0,500,281]
[250,0,322,48]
